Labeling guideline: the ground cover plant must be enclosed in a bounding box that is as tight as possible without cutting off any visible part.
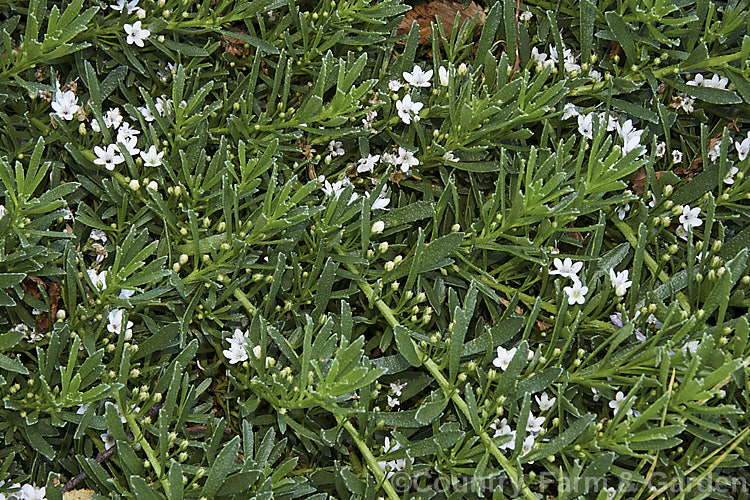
[1,0,750,498]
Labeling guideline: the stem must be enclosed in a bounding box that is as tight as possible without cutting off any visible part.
[613,218,669,283]
[338,417,401,500]
[336,247,538,500]
[121,406,171,497]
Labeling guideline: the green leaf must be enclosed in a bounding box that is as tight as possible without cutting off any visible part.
[129,475,162,500]
[415,398,449,425]
[605,12,636,62]
[201,435,240,497]
[526,413,595,462]
[0,352,28,374]
[393,325,422,367]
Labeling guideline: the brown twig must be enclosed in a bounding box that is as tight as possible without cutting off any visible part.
[509,0,521,80]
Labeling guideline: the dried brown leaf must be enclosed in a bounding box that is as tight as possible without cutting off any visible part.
[397,0,485,45]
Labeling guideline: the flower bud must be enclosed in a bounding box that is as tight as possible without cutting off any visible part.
[371,220,385,234]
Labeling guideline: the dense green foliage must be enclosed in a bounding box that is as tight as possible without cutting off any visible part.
[1,0,750,498]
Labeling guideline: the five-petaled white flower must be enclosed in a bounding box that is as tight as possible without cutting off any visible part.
[140,145,164,167]
[104,107,123,129]
[101,432,116,450]
[403,65,433,87]
[679,205,702,231]
[377,437,412,479]
[736,134,750,162]
[223,342,247,364]
[94,144,125,171]
[655,142,666,157]
[616,119,644,155]
[526,412,545,434]
[107,309,134,340]
[617,203,630,220]
[51,86,80,121]
[124,21,150,47]
[672,149,683,164]
[395,94,423,125]
[390,381,406,396]
[387,395,400,407]
[561,102,579,120]
[608,391,633,416]
[87,269,107,291]
[110,0,139,12]
[609,269,632,297]
[19,484,47,500]
[492,346,517,371]
[577,113,593,140]
[535,392,556,411]
[443,151,459,162]
[394,147,419,172]
[520,434,535,458]
[563,279,588,305]
[357,154,380,173]
[388,80,402,92]
[490,418,516,450]
[548,257,583,279]
[367,189,390,211]
[723,166,740,185]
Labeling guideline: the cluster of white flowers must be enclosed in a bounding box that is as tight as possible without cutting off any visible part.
[686,73,728,90]
[386,380,406,407]
[377,436,413,478]
[51,81,80,121]
[0,482,46,500]
[222,328,252,364]
[92,104,166,171]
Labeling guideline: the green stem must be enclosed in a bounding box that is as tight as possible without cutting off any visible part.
[338,416,401,500]
[121,405,171,497]
[613,218,669,283]
[336,247,538,500]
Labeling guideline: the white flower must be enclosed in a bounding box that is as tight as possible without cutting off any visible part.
[679,205,702,231]
[0,204,5,219]
[320,177,352,200]
[155,97,170,116]
[672,149,683,164]
[615,119,643,155]
[371,220,385,234]
[723,166,740,185]
[687,73,728,90]
[617,204,630,220]
[608,391,633,416]
[395,94,423,125]
[118,136,140,156]
[124,21,150,47]
[388,79,402,92]
[655,141,666,157]
[492,346,517,371]
[589,68,602,82]
[90,118,101,132]
[119,289,136,300]
[223,343,247,364]
[87,269,107,291]
[101,432,116,450]
[577,113,593,140]
[137,105,155,122]
[403,65,432,87]
[530,47,553,68]
[110,0,139,13]
[367,189,390,211]
[377,436,412,479]
[51,87,80,121]
[357,154,380,173]
[228,328,249,349]
[683,340,700,354]
[563,279,588,305]
[707,141,721,162]
[437,66,449,86]
[519,10,533,21]
[548,257,583,279]
[591,387,600,401]
[90,228,108,243]
[19,484,46,500]
[526,412,545,434]
[93,144,125,171]
[140,145,164,166]
[117,122,140,143]
[490,418,516,450]
[676,93,694,114]
[107,309,134,340]
[389,380,406,396]
[561,102,578,120]
[76,403,90,415]
[535,392,556,411]
[328,140,344,157]
[520,434,535,457]
[736,134,750,161]
[387,395,400,407]
[104,107,123,129]
[609,269,632,297]
[394,147,419,172]
[443,150,459,162]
